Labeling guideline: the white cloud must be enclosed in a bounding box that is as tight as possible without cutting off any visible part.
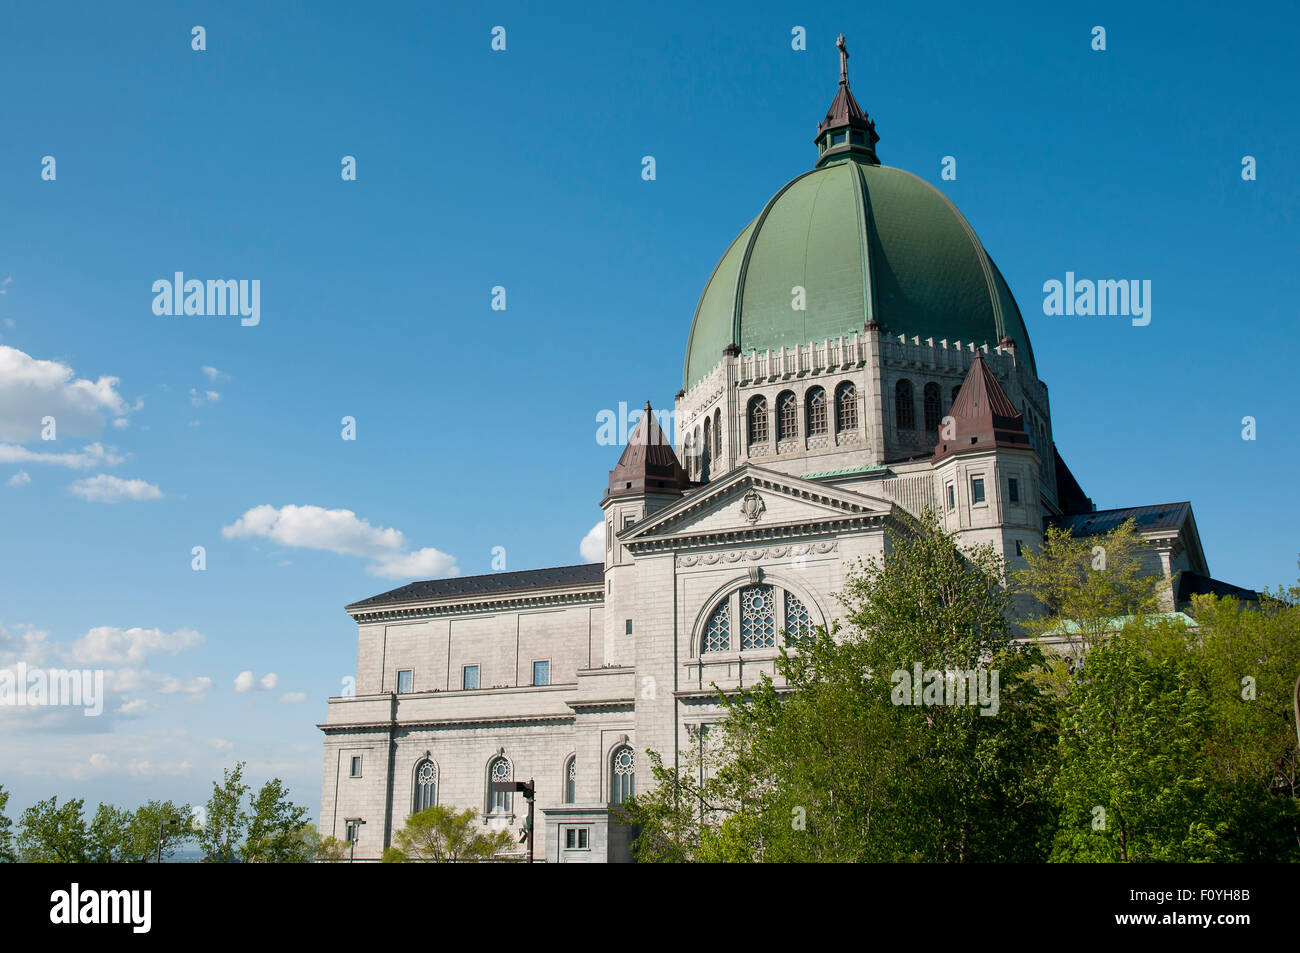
[69,474,163,503]
[6,470,30,488]
[118,698,149,715]
[580,521,604,563]
[0,442,124,469]
[68,626,203,667]
[157,675,213,695]
[210,738,233,750]
[281,692,307,703]
[367,547,457,580]
[222,504,457,580]
[234,670,278,693]
[189,388,220,406]
[200,366,228,382]
[0,345,134,440]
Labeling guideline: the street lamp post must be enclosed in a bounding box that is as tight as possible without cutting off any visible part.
[491,779,536,863]
[348,818,366,863]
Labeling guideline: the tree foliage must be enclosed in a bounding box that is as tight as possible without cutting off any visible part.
[0,786,15,862]
[628,514,1300,863]
[197,762,249,862]
[244,778,311,862]
[389,806,514,862]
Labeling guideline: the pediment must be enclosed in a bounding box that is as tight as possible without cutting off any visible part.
[620,465,897,546]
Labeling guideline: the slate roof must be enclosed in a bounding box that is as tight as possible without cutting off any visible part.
[1045,502,1191,537]
[1175,571,1260,605]
[347,563,604,612]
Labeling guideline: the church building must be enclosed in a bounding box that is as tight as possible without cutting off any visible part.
[319,38,1244,862]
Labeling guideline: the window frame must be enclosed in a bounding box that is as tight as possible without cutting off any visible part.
[531,659,550,687]
[462,664,480,691]
[395,669,413,695]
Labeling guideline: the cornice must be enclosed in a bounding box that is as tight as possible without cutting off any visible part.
[348,586,603,624]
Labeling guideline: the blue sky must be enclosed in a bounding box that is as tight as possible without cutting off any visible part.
[1,1,1296,820]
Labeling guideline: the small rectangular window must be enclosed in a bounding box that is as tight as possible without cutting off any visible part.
[1015,539,1024,557]
[532,660,550,686]
[462,665,479,690]
[565,827,589,850]
[625,619,632,636]
[971,476,986,505]
[350,756,362,778]
[946,484,955,511]
[1008,478,1020,504]
[396,669,413,694]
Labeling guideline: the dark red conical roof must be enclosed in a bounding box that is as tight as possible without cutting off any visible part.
[933,352,1032,463]
[605,402,691,500]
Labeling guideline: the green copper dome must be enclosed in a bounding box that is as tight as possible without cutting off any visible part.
[682,157,1036,390]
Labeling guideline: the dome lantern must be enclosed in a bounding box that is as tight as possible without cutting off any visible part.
[814,35,880,168]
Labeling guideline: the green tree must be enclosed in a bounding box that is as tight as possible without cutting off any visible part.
[1050,618,1222,861]
[17,796,90,862]
[297,823,349,862]
[130,800,194,863]
[627,510,1058,862]
[243,778,311,862]
[0,786,16,862]
[86,802,134,862]
[1014,519,1162,651]
[198,762,249,862]
[390,806,514,861]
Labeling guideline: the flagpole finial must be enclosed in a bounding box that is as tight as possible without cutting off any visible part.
[836,34,849,86]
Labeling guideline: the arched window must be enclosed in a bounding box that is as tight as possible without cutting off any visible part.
[835,382,857,432]
[923,382,942,431]
[564,756,576,804]
[806,387,828,436]
[748,395,768,445]
[699,585,819,657]
[713,408,722,463]
[413,759,437,814]
[488,756,512,814]
[694,425,702,479]
[611,746,635,804]
[895,379,915,430]
[785,592,813,639]
[777,391,797,441]
[739,584,776,649]
[701,416,711,481]
[702,599,730,653]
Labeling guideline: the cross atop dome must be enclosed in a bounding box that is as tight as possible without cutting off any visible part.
[815,33,880,168]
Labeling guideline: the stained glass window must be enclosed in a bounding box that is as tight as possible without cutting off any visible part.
[611,746,635,804]
[777,391,797,440]
[413,759,437,813]
[895,379,915,430]
[807,387,827,436]
[836,382,857,431]
[784,592,813,639]
[739,584,776,649]
[703,600,730,653]
[489,757,511,813]
[924,382,942,431]
[748,396,768,445]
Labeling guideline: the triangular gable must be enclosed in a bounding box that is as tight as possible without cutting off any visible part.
[620,464,897,545]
